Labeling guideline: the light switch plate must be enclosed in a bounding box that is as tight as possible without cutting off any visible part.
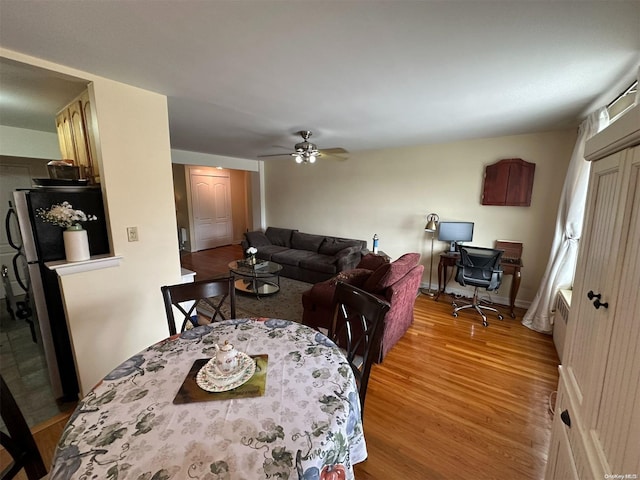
[127,227,139,242]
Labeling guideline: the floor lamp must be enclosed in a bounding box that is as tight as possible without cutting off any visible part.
[422,213,439,296]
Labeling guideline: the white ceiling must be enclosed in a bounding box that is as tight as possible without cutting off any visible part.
[0,1,639,161]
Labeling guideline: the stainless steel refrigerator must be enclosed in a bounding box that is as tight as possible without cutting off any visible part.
[11,186,109,400]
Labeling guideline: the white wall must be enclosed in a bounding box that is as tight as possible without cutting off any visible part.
[2,49,181,395]
[264,129,576,307]
[0,125,60,159]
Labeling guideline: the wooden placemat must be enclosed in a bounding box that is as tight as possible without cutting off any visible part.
[173,354,268,404]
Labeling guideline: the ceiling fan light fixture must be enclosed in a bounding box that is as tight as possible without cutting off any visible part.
[295,154,303,164]
[309,154,317,164]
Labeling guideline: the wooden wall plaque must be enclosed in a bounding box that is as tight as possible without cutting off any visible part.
[482,158,535,206]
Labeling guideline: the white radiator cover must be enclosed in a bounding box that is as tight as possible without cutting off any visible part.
[552,289,572,362]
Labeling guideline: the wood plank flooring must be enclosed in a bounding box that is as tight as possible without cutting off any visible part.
[7,245,559,479]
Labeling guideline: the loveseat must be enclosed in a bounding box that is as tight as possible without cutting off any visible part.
[301,252,424,361]
[241,227,367,284]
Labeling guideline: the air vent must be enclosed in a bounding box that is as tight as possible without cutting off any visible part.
[553,289,572,362]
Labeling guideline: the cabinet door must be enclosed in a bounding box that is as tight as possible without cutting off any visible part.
[68,100,91,179]
[564,150,627,420]
[80,90,99,183]
[55,109,76,161]
[587,146,640,477]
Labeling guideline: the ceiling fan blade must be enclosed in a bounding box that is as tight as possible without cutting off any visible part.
[319,147,349,160]
[257,152,293,158]
[321,147,349,155]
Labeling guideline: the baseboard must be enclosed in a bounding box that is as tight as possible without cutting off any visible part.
[419,281,531,309]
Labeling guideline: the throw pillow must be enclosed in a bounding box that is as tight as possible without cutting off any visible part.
[363,252,420,292]
[291,231,325,252]
[331,268,373,288]
[265,227,296,247]
[357,253,389,271]
[363,263,392,293]
[319,238,361,255]
[245,231,271,247]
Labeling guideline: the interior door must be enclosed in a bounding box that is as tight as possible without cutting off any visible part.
[191,172,233,251]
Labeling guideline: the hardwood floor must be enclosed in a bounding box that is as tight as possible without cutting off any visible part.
[9,245,559,479]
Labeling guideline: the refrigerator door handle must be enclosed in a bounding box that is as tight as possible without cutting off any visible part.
[12,191,39,263]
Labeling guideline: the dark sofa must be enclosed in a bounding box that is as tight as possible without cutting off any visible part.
[302,252,424,361]
[241,227,367,284]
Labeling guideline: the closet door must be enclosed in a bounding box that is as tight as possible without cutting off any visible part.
[586,146,640,476]
[563,150,627,422]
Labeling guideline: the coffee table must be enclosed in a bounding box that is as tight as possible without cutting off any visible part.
[228,259,283,297]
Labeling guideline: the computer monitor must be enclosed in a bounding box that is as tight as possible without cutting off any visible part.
[438,221,474,252]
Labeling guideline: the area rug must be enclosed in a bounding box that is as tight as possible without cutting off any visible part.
[197,277,312,324]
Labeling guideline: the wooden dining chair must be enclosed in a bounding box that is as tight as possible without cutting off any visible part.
[161,276,236,335]
[0,375,48,480]
[329,281,390,414]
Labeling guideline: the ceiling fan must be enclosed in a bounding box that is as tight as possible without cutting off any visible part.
[258,130,348,164]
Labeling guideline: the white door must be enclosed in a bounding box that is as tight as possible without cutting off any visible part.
[191,173,233,251]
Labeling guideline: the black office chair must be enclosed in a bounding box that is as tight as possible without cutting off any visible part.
[329,281,390,415]
[1,375,48,480]
[452,246,505,327]
[161,276,236,335]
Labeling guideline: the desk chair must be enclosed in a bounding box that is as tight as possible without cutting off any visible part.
[1,375,48,480]
[161,277,236,335]
[452,246,505,327]
[329,281,390,415]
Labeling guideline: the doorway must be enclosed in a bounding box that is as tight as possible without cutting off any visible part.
[191,170,233,250]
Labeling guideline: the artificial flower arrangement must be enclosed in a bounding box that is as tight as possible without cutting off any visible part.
[37,201,97,229]
[245,246,258,265]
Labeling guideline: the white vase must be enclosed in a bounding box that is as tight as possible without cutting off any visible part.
[63,224,90,262]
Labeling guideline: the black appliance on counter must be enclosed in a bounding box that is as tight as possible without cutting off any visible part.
[10,186,109,400]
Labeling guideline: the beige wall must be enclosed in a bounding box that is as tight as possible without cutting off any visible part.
[59,79,180,394]
[2,49,182,395]
[265,129,576,307]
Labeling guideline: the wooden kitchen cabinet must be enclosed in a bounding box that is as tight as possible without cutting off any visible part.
[545,105,640,479]
[55,89,100,183]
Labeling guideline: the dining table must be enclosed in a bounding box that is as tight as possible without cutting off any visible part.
[49,318,367,480]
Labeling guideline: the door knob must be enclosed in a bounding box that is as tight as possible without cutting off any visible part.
[593,299,609,309]
[560,409,571,428]
[587,290,601,300]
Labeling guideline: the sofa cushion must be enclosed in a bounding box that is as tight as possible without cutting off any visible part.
[364,253,420,293]
[357,253,389,271]
[332,268,374,288]
[319,238,362,256]
[265,227,296,247]
[271,249,316,267]
[291,231,325,252]
[245,230,271,247]
[254,245,289,261]
[299,254,338,274]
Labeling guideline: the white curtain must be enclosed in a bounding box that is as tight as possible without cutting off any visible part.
[522,108,609,334]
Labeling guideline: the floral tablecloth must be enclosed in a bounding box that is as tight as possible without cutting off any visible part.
[50,319,367,480]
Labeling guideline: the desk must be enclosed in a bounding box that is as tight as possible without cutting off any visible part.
[50,319,366,480]
[436,252,522,318]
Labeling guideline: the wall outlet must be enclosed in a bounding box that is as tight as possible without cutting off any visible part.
[127,226,139,242]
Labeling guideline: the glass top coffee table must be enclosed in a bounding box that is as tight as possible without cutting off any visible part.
[228,259,283,297]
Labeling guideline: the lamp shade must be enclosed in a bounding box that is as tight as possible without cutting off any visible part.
[425,213,439,232]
